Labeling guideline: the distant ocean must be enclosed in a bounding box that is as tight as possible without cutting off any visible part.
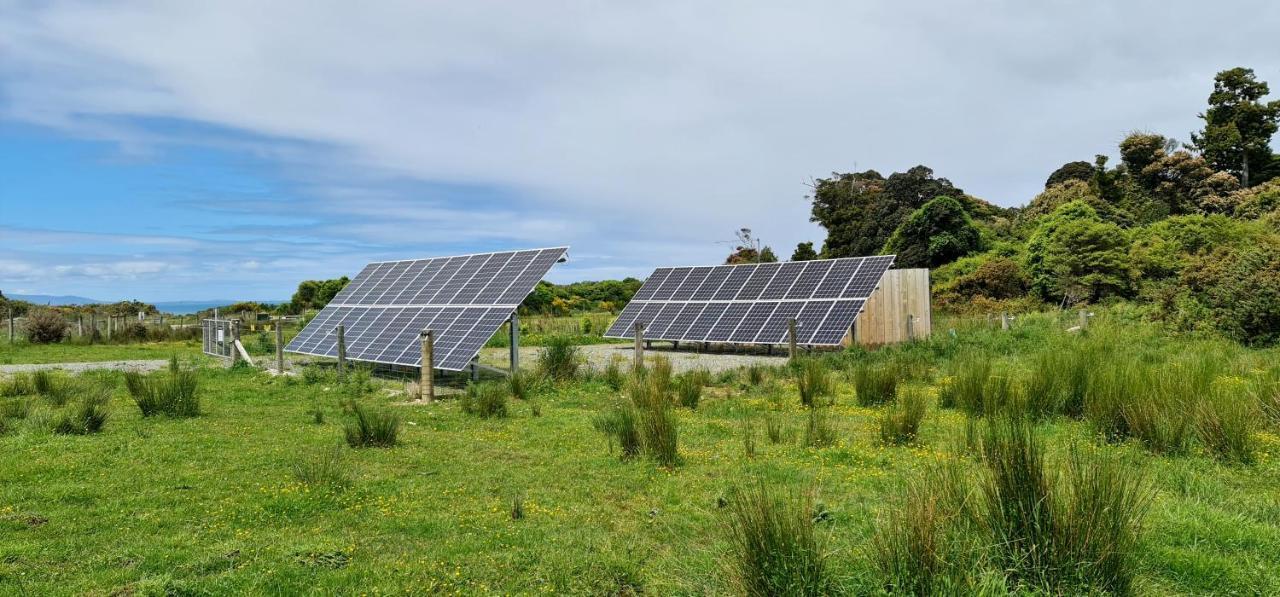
[152,301,289,315]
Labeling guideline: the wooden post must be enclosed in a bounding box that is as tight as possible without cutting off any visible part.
[336,324,347,380]
[787,318,798,361]
[107,316,113,340]
[229,321,240,365]
[633,321,645,372]
[77,315,83,337]
[509,312,520,372]
[90,313,96,342]
[1078,309,1089,330]
[1000,312,1010,331]
[7,308,13,344]
[906,314,915,341]
[420,330,434,402]
[275,318,285,374]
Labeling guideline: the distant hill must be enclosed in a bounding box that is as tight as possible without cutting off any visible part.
[8,294,103,305]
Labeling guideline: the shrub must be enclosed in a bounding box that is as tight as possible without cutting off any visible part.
[675,373,703,410]
[292,446,352,490]
[979,415,1056,583]
[54,392,110,435]
[723,481,828,597]
[343,403,400,448]
[879,388,928,446]
[124,358,200,417]
[795,359,834,408]
[537,335,581,382]
[22,309,68,344]
[592,402,641,460]
[1195,385,1259,464]
[803,406,836,448]
[460,381,509,419]
[853,363,897,407]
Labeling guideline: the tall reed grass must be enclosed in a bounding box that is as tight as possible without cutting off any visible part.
[724,481,828,596]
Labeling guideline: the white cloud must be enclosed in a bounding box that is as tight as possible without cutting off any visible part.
[1,0,1278,297]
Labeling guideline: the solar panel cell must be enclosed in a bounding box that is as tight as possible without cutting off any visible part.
[785,260,832,299]
[652,267,691,300]
[631,268,670,301]
[659,303,706,340]
[736,263,781,301]
[712,266,754,300]
[705,303,751,342]
[684,302,728,342]
[671,267,712,301]
[691,266,731,300]
[730,303,778,343]
[755,302,803,344]
[760,262,807,300]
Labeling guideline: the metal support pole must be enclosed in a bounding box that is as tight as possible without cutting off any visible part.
[275,318,285,374]
[787,318,798,361]
[509,312,520,372]
[633,321,645,372]
[420,330,434,402]
[336,324,347,380]
[471,356,480,382]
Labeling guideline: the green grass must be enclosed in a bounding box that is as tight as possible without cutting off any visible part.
[1,315,1279,594]
[0,339,204,364]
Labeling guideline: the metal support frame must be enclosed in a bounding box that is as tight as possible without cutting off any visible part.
[470,356,480,382]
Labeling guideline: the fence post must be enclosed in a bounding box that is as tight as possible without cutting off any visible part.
[77,315,83,337]
[275,318,285,374]
[1078,309,1089,330]
[509,312,520,372]
[1000,312,1010,331]
[420,330,434,402]
[336,324,347,380]
[906,314,915,341]
[7,308,13,344]
[229,320,240,365]
[633,321,645,372]
[787,318,798,361]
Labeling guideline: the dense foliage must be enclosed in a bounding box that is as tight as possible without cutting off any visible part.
[797,66,1280,344]
[520,279,642,315]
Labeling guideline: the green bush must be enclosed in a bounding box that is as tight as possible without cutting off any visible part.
[343,403,400,448]
[22,309,69,344]
[461,381,509,419]
[724,481,828,597]
[537,335,581,382]
[879,388,928,446]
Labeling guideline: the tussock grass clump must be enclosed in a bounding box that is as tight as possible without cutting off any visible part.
[743,363,768,387]
[1253,367,1280,427]
[648,355,674,398]
[508,371,535,401]
[795,359,834,408]
[343,403,400,448]
[853,363,897,407]
[592,402,641,460]
[879,387,928,446]
[803,406,836,448]
[1195,384,1259,464]
[873,464,977,595]
[978,415,1056,580]
[675,373,703,410]
[602,357,626,391]
[292,446,352,490]
[124,357,200,418]
[461,381,509,419]
[939,356,990,413]
[625,375,680,467]
[33,370,73,406]
[724,481,828,597]
[2,373,36,397]
[537,335,580,382]
[765,414,784,444]
[54,391,110,435]
[1,396,32,420]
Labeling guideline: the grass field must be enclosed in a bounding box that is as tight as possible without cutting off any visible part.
[2,311,1279,595]
[0,339,203,365]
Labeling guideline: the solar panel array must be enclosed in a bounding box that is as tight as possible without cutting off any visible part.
[604,255,894,346]
[286,247,567,370]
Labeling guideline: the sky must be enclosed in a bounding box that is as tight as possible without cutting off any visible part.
[1,1,1278,302]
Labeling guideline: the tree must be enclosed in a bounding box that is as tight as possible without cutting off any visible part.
[1020,180,1133,227]
[1190,67,1280,187]
[1045,161,1095,188]
[724,228,777,264]
[290,276,350,312]
[1181,242,1280,345]
[791,242,818,261]
[809,166,971,258]
[1119,132,1239,214]
[883,196,982,268]
[1025,201,1131,304]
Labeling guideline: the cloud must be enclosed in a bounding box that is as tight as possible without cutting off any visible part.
[1,0,1278,299]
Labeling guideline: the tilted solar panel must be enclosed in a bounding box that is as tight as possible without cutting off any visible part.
[604,255,895,347]
[286,247,567,371]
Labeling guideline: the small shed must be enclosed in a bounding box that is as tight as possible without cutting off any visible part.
[845,268,931,347]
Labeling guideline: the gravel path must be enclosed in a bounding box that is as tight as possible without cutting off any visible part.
[481,343,788,374]
[0,360,172,375]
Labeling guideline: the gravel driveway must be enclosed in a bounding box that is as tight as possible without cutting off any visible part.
[480,343,788,374]
[0,360,172,375]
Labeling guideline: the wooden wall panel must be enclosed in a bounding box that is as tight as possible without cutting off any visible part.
[845,268,931,347]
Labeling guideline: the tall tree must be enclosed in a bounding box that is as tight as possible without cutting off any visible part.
[1190,67,1280,187]
[884,196,983,268]
[1045,161,1095,188]
[809,166,965,258]
[790,242,818,261]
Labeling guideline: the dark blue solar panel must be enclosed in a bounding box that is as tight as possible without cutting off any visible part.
[730,303,778,343]
[736,263,781,301]
[691,267,731,300]
[786,260,832,299]
[671,267,712,301]
[631,268,670,301]
[759,262,807,300]
[712,266,754,300]
[705,303,752,342]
